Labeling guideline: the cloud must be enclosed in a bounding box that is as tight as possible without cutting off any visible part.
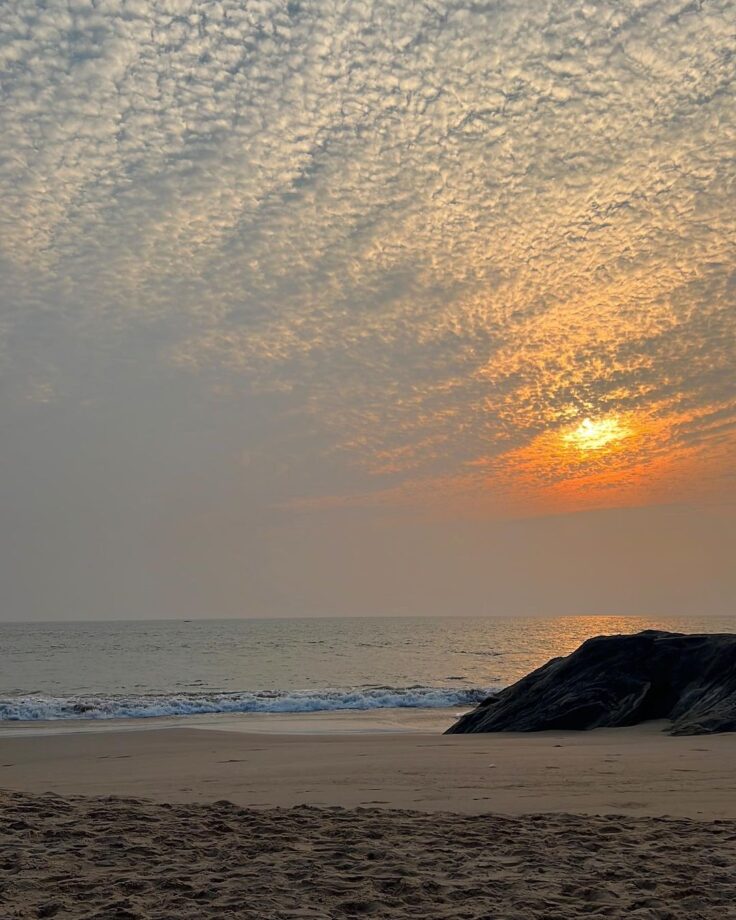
[0,0,734,514]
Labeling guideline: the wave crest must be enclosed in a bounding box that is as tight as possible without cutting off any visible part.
[0,686,491,721]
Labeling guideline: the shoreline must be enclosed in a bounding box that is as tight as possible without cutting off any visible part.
[2,717,734,820]
[0,706,467,737]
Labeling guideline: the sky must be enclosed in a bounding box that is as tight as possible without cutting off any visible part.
[1,0,734,621]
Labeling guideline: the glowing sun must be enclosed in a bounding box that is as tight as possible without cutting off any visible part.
[562,416,632,452]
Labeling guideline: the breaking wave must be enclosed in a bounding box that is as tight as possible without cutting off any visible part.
[0,685,491,721]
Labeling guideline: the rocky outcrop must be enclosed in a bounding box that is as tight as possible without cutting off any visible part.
[446,630,736,735]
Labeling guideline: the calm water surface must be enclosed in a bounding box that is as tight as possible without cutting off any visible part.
[1,615,733,720]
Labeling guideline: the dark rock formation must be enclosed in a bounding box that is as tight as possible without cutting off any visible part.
[446,630,736,735]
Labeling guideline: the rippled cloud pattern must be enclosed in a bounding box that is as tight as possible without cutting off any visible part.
[2,0,735,514]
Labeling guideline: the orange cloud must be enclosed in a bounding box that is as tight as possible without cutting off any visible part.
[287,403,736,519]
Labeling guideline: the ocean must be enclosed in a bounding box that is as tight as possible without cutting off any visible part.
[2,614,734,722]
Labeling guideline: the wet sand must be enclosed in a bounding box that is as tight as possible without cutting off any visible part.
[1,715,735,818]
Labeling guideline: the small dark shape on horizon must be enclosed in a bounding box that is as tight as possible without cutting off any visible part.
[446,630,736,736]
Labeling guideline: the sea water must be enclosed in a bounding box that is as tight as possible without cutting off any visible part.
[1,614,733,722]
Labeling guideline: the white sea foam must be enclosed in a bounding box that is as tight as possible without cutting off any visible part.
[0,686,492,721]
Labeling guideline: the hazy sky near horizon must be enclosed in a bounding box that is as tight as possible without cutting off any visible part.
[1,0,735,621]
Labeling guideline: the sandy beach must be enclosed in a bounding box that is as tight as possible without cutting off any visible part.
[3,714,736,917]
[2,713,735,818]
[4,790,736,919]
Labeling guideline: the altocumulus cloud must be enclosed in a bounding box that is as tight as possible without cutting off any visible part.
[1,0,735,512]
